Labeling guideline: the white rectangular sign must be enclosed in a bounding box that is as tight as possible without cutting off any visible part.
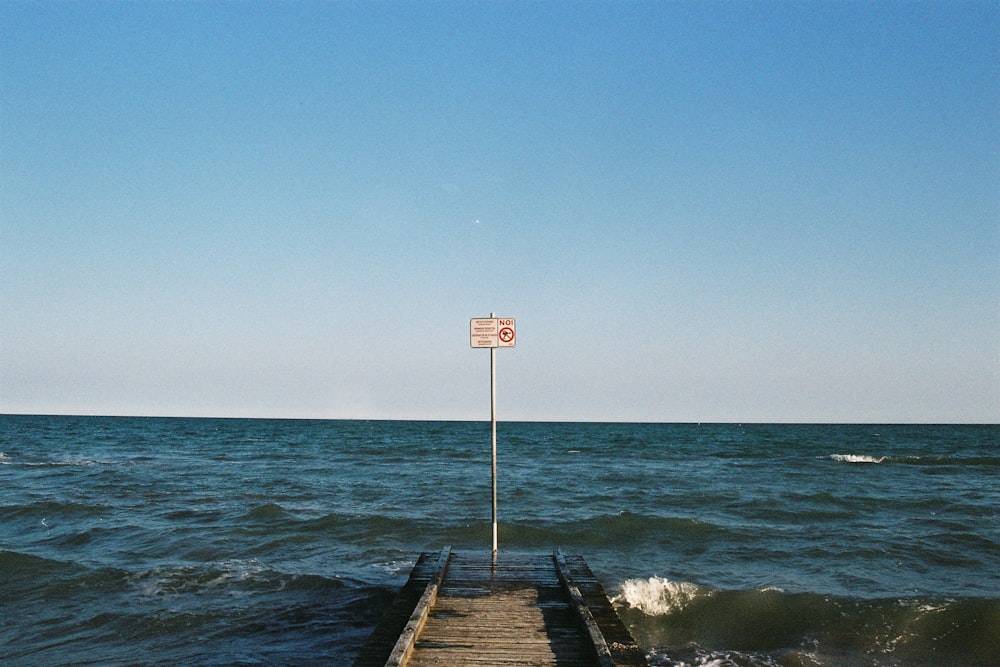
[470,317,516,348]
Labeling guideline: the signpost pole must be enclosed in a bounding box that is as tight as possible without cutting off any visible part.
[469,313,514,560]
[490,312,498,559]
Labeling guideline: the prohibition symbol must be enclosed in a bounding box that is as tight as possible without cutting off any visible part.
[470,316,515,348]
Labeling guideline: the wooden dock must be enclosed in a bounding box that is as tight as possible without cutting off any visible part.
[353,547,647,666]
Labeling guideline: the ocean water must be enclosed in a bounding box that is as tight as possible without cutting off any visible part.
[1,416,997,666]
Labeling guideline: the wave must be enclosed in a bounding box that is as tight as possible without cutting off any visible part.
[558,512,730,543]
[830,453,888,464]
[1,548,384,666]
[829,453,1000,467]
[477,512,737,551]
[0,549,361,621]
[0,550,129,602]
[215,508,734,556]
[129,559,350,600]
[0,499,110,520]
[240,502,294,523]
[614,576,1000,666]
[17,457,125,467]
[0,549,80,575]
[614,576,706,615]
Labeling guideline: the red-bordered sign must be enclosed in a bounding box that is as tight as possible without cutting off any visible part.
[470,318,516,348]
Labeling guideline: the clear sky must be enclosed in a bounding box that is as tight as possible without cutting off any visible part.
[2,1,997,423]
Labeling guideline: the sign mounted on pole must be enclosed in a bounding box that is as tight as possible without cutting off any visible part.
[470,314,516,559]
[470,318,516,348]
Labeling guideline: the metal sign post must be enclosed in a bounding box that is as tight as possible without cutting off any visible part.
[490,335,497,557]
[469,313,515,558]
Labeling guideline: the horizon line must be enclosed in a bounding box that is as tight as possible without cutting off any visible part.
[2,412,996,427]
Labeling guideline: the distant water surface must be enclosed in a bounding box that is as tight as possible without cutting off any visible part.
[1,416,997,666]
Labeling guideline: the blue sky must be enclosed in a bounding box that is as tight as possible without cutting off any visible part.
[2,1,997,422]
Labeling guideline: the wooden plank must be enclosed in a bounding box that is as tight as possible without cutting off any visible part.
[553,554,649,666]
[385,546,452,667]
[352,553,441,667]
[354,550,648,667]
[408,552,584,666]
[555,549,615,667]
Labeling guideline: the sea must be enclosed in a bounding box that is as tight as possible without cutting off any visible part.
[1,415,997,667]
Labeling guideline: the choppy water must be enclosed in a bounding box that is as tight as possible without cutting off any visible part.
[1,416,997,666]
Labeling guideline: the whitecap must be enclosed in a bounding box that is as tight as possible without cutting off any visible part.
[612,576,705,615]
[373,559,416,577]
[21,458,118,467]
[132,559,267,598]
[830,454,887,464]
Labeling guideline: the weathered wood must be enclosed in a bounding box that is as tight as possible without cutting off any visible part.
[352,554,445,667]
[555,554,649,665]
[353,550,647,667]
[554,549,615,667]
[385,546,452,666]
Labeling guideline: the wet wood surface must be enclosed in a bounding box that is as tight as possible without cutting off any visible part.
[353,548,647,667]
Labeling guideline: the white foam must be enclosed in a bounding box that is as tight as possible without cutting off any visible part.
[133,559,266,598]
[0,452,10,464]
[896,598,949,614]
[374,559,415,577]
[613,576,705,615]
[646,647,743,667]
[21,458,118,467]
[830,454,887,464]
